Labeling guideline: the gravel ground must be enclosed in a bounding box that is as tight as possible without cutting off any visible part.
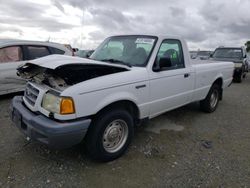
[0,77,249,188]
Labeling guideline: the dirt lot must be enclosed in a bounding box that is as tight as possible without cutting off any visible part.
[0,77,250,188]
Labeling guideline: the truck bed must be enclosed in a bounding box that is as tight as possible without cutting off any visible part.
[190,59,234,102]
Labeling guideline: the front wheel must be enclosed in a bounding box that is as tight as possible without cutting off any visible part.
[85,109,134,162]
[200,84,220,113]
[234,73,243,83]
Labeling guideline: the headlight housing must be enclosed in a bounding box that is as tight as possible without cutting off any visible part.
[42,92,75,115]
[234,62,242,68]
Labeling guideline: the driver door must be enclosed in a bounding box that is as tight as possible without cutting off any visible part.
[149,39,195,118]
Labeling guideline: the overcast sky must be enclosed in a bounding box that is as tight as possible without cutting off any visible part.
[0,0,249,50]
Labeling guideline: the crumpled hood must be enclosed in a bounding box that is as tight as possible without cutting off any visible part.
[17,55,132,91]
[27,54,130,70]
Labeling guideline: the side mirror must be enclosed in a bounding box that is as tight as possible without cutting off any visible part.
[153,57,172,72]
[159,57,172,69]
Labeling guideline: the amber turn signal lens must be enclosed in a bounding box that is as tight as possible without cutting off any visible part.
[60,98,75,114]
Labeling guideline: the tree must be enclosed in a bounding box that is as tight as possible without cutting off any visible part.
[245,41,250,52]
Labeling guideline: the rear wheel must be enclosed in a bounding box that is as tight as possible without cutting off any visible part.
[85,109,134,162]
[200,84,220,113]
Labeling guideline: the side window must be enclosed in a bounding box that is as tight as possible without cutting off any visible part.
[0,46,23,63]
[26,46,50,60]
[154,39,184,70]
[49,47,65,55]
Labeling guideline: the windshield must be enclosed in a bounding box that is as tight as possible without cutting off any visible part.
[213,48,243,59]
[90,35,157,67]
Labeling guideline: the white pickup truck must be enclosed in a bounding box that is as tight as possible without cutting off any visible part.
[11,35,234,161]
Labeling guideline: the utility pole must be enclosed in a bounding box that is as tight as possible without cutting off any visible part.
[80,8,85,49]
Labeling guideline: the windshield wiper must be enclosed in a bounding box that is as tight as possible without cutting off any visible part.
[100,59,132,68]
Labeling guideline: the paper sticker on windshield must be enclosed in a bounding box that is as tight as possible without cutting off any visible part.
[135,38,155,45]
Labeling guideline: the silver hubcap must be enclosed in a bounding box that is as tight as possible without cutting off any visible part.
[210,90,219,108]
[103,119,128,153]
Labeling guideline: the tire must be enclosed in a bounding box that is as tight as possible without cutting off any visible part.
[243,73,246,79]
[233,72,243,83]
[236,74,243,83]
[85,109,134,162]
[200,84,220,113]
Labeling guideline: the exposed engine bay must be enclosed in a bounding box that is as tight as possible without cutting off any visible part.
[17,63,128,91]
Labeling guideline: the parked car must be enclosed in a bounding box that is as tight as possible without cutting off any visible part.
[11,35,234,161]
[0,39,72,95]
[75,50,94,58]
[247,52,250,71]
[210,47,248,82]
[190,50,211,60]
[190,51,197,59]
[196,51,212,60]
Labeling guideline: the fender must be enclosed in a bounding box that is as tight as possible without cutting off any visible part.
[213,73,223,86]
[94,91,140,116]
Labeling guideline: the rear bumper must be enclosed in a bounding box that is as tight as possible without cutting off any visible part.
[10,96,91,149]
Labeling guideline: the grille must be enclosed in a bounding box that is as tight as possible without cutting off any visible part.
[24,83,40,106]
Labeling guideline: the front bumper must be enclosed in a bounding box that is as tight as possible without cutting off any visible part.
[10,96,91,149]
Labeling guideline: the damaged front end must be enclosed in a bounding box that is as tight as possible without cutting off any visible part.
[17,63,129,91]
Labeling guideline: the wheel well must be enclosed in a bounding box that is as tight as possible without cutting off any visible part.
[213,78,223,100]
[96,100,140,120]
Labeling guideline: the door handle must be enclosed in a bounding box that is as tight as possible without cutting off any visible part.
[135,84,146,89]
[184,73,190,78]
